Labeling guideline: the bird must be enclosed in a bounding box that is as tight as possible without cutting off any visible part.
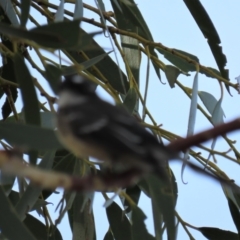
[56,75,178,180]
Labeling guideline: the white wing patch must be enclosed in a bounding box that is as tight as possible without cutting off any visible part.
[58,91,88,108]
[78,118,108,134]
[111,125,146,154]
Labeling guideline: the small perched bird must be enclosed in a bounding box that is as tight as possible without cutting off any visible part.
[56,75,177,179]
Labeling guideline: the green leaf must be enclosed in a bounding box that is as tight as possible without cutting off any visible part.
[103,230,114,240]
[124,185,141,213]
[200,67,222,79]
[145,174,176,240]
[14,54,40,164]
[74,0,84,19]
[211,99,224,125]
[44,64,62,95]
[30,20,81,49]
[111,0,160,81]
[0,10,20,120]
[0,122,62,150]
[0,186,36,240]
[123,88,138,113]
[198,91,225,124]
[20,0,31,27]
[1,44,18,120]
[68,192,95,240]
[42,150,76,200]
[67,29,129,94]
[164,65,181,88]
[158,48,199,72]
[24,214,63,240]
[106,201,131,240]
[183,0,230,94]
[227,198,240,235]
[55,0,65,22]
[0,20,81,49]
[53,151,76,174]
[0,1,19,26]
[14,54,40,126]
[131,206,155,240]
[80,51,113,70]
[198,227,238,240]
[121,35,141,83]
[40,111,55,129]
[187,71,198,136]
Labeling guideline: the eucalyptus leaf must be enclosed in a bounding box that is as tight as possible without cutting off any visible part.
[0,187,36,240]
[74,0,84,19]
[198,227,238,240]
[164,65,181,88]
[0,0,19,26]
[0,122,62,151]
[123,88,138,113]
[106,201,131,240]
[20,0,31,27]
[55,0,65,22]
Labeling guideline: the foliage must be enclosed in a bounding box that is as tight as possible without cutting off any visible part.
[0,1,239,240]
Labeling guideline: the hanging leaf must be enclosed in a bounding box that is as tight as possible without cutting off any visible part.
[0,20,81,49]
[0,0,19,26]
[123,87,138,113]
[74,0,84,19]
[0,122,62,150]
[183,0,230,94]
[106,201,131,240]
[198,227,238,240]
[55,0,65,22]
[227,198,240,235]
[0,187,36,240]
[187,71,198,136]
[131,206,155,240]
[211,99,224,126]
[20,0,31,27]
[157,48,199,72]
[164,65,181,88]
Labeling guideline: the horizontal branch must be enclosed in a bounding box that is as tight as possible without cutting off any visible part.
[168,118,240,154]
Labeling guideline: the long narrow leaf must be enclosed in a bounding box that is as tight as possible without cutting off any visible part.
[0,186,36,240]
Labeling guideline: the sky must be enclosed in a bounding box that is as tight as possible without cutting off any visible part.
[6,1,240,240]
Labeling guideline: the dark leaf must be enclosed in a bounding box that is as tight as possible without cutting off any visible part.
[24,214,63,240]
[183,0,230,94]
[9,54,39,165]
[123,87,138,113]
[124,185,141,213]
[0,1,19,26]
[111,0,160,80]
[0,20,81,49]
[103,230,114,240]
[68,192,95,240]
[0,186,36,240]
[157,48,199,72]
[44,64,62,95]
[20,0,31,27]
[1,34,18,120]
[106,201,131,240]
[0,122,62,150]
[198,227,238,240]
[227,197,240,234]
[145,174,176,240]
[80,51,113,70]
[164,65,181,88]
[67,29,129,94]
[131,206,155,240]
[13,54,40,126]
